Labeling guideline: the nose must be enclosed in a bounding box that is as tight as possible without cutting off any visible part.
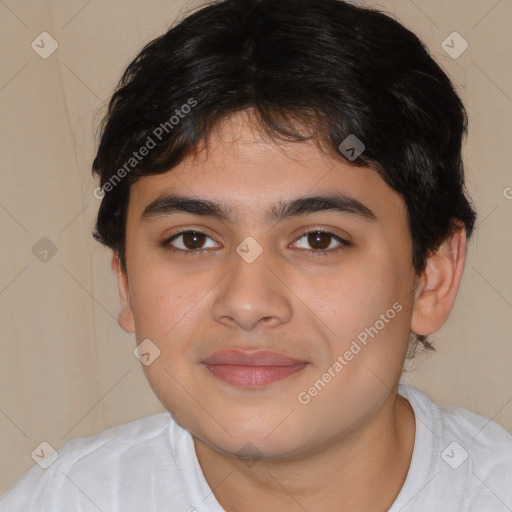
[211,243,293,331]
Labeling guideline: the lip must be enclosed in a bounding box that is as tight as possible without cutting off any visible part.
[202,349,306,366]
[201,349,309,388]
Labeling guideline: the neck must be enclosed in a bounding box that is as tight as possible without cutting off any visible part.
[193,390,416,512]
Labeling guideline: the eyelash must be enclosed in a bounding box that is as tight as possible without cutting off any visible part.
[161,229,351,257]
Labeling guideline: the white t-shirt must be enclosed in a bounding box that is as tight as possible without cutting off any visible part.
[2,384,512,511]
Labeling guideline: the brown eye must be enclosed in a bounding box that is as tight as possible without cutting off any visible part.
[162,229,349,256]
[181,231,206,250]
[308,232,331,250]
[163,230,219,253]
[292,230,350,255]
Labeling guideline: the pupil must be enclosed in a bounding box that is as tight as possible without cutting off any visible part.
[309,232,329,250]
[184,231,204,249]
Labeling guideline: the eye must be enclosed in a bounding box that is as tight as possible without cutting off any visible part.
[291,230,350,255]
[161,229,350,256]
[162,230,219,254]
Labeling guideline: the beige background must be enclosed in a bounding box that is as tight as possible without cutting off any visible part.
[1,0,511,495]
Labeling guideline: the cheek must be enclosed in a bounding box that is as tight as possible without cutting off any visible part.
[307,258,397,325]
[129,267,209,415]
[313,252,412,364]
[127,236,207,321]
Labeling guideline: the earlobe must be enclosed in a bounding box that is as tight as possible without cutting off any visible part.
[111,253,136,333]
[410,224,467,336]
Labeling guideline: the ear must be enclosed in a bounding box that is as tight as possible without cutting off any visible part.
[410,223,467,336]
[111,253,136,333]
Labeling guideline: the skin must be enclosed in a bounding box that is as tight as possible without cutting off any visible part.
[112,110,467,511]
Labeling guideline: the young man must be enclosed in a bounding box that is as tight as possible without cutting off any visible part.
[2,0,512,510]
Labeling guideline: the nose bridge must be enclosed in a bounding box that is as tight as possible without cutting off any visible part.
[232,239,273,293]
[212,238,292,330]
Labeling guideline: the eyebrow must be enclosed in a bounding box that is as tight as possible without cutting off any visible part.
[140,192,377,224]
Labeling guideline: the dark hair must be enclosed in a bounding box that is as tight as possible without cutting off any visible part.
[92,0,477,354]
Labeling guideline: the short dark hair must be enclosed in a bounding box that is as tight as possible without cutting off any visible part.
[92,0,477,354]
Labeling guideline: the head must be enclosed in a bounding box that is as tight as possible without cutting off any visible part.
[92,0,476,458]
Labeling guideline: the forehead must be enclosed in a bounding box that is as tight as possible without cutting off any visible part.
[127,111,407,225]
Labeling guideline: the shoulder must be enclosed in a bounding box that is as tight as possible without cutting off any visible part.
[433,392,512,467]
[400,384,512,456]
[439,400,512,495]
[49,411,172,469]
[0,412,174,511]
[399,385,512,510]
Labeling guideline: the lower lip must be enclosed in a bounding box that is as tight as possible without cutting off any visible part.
[202,363,308,388]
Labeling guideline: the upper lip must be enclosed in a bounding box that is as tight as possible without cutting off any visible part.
[201,349,307,366]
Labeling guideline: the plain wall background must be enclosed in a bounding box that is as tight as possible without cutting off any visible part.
[1,0,511,495]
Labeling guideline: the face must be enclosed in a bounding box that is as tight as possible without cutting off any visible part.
[116,111,418,460]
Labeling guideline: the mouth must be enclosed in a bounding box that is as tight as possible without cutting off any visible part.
[201,349,309,388]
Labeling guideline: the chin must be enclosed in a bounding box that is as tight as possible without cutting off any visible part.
[191,415,312,460]
[207,433,304,461]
